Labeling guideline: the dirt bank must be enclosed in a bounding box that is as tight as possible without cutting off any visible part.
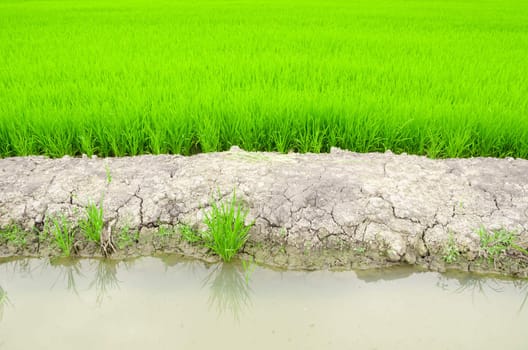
[1,148,527,276]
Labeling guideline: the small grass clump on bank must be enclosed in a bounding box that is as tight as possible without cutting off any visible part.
[0,224,27,248]
[45,214,75,257]
[202,192,254,262]
[478,227,528,265]
[179,224,202,244]
[78,202,104,244]
[157,225,176,240]
[0,0,527,159]
[442,232,460,264]
[180,191,254,262]
[116,225,139,250]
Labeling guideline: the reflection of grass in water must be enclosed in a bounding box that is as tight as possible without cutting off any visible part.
[453,277,504,306]
[0,285,11,322]
[32,258,124,307]
[50,258,84,296]
[437,272,528,313]
[0,258,33,276]
[203,263,252,322]
[90,260,121,306]
[512,279,528,314]
[437,273,503,301]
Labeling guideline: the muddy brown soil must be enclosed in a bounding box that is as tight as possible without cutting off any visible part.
[1,148,527,276]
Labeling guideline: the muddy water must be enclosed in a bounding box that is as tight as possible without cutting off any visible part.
[0,257,527,350]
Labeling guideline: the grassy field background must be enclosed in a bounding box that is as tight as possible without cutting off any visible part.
[0,0,527,158]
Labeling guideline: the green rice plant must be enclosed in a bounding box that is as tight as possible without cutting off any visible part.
[442,232,460,264]
[0,0,527,159]
[202,191,254,262]
[78,202,104,243]
[45,214,75,257]
[0,224,27,248]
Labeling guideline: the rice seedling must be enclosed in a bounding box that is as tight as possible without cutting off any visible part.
[177,192,253,262]
[45,214,75,257]
[0,0,526,159]
[78,202,104,244]
[202,191,254,262]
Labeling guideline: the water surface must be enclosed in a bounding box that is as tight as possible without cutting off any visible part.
[0,257,527,349]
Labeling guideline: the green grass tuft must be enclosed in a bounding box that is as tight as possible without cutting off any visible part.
[177,192,254,262]
[477,227,528,264]
[442,232,460,264]
[78,202,104,243]
[0,224,27,248]
[157,225,175,239]
[179,225,202,244]
[202,191,254,262]
[117,225,139,250]
[45,214,75,257]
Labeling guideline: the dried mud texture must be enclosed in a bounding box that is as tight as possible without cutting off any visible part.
[1,147,527,276]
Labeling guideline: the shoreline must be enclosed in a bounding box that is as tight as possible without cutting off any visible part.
[1,147,527,277]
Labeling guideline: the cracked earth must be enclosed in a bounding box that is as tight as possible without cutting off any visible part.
[1,147,527,276]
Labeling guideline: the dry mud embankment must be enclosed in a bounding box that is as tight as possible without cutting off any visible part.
[1,147,527,276]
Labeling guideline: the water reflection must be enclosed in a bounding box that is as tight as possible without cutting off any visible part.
[0,285,10,322]
[202,263,252,321]
[90,260,121,306]
[437,273,504,294]
[46,258,123,306]
[513,279,528,313]
[50,258,84,296]
[355,266,418,283]
[0,258,33,277]
[1,257,526,321]
[437,272,528,313]
[354,266,528,313]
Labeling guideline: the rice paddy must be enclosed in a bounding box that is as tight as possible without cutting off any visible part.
[0,0,527,158]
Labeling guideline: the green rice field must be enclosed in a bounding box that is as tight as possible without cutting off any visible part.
[0,0,527,158]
